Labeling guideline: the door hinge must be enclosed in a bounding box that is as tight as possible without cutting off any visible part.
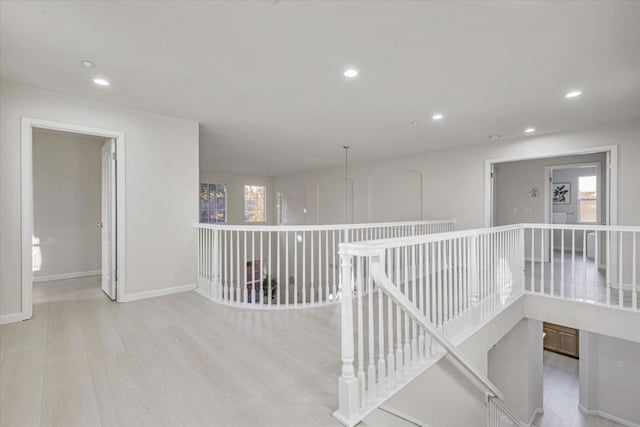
[112,152,117,161]
[490,171,494,179]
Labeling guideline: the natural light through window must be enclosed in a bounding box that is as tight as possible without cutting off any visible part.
[578,175,597,223]
[244,185,266,222]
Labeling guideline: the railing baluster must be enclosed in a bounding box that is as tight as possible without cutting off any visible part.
[619,231,624,308]
[303,231,306,305]
[561,229,565,299]
[572,229,576,300]
[606,230,611,305]
[633,232,637,310]
[593,230,598,304]
[366,257,376,400]
[540,228,545,295]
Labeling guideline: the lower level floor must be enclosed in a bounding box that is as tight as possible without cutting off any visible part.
[536,351,624,427]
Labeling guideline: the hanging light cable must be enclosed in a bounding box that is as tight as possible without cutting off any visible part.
[343,145,350,223]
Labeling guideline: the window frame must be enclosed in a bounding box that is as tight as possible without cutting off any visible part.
[577,175,597,224]
[199,183,228,224]
[244,184,267,223]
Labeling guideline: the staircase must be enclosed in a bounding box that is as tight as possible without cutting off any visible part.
[333,223,640,426]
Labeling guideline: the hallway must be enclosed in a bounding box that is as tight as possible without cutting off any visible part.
[535,351,623,427]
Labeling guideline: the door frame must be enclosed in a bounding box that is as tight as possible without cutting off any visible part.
[21,117,126,319]
[543,162,603,226]
[484,144,618,228]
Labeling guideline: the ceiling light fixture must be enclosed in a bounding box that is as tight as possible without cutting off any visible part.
[410,121,419,125]
[81,60,95,68]
[524,127,536,134]
[344,69,358,78]
[488,134,502,140]
[432,113,444,121]
[565,90,582,98]
[93,77,110,86]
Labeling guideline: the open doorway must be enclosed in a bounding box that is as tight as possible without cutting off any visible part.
[21,118,125,319]
[485,145,618,228]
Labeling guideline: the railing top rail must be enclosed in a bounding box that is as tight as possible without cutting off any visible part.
[522,223,640,232]
[193,219,455,232]
[340,222,640,257]
[339,224,522,256]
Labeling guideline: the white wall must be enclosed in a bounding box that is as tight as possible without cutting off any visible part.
[0,81,199,318]
[488,318,544,424]
[33,129,104,278]
[274,119,640,229]
[579,332,640,426]
[199,170,276,225]
[493,153,606,226]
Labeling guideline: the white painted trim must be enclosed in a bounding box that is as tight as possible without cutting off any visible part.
[33,270,101,283]
[484,144,619,227]
[525,408,544,427]
[579,404,640,427]
[0,312,28,325]
[377,406,431,427]
[21,117,127,319]
[543,162,602,225]
[119,283,195,302]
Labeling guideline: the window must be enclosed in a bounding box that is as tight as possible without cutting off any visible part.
[578,175,597,223]
[199,183,227,223]
[244,185,266,222]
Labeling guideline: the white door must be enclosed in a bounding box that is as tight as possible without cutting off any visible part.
[101,139,116,299]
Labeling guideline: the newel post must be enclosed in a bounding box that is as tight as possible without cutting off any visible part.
[212,229,220,300]
[336,252,359,425]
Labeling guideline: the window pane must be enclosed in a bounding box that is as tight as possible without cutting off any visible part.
[244,185,266,222]
[578,176,596,199]
[579,199,597,223]
[200,183,227,223]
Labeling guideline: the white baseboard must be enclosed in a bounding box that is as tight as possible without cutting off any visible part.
[119,283,196,302]
[33,270,101,283]
[579,404,639,427]
[525,408,544,427]
[0,312,27,325]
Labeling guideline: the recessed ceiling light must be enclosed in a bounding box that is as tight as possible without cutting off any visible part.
[524,127,536,134]
[344,69,358,78]
[488,134,502,140]
[410,121,419,125]
[81,60,95,68]
[565,90,582,98]
[93,77,110,86]
[432,113,444,121]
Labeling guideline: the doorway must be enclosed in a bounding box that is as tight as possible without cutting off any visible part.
[485,145,618,228]
[21,118,126,319]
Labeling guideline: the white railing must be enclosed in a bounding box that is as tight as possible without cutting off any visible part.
[194,220,455,309]
[334,222,640,426]
[487,396,523,427]
[334,225,525,426]
[524,224,639,310]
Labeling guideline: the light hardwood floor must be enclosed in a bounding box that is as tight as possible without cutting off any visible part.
[1,277,344,427]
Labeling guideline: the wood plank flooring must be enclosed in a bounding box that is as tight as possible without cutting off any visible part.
[0,277,343,427]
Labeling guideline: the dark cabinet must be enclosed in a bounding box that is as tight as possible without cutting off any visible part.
[543,322,579,358]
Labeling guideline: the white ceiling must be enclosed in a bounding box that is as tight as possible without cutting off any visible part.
[2,1,640,176]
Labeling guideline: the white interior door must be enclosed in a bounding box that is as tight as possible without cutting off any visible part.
[101,139,116,299]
